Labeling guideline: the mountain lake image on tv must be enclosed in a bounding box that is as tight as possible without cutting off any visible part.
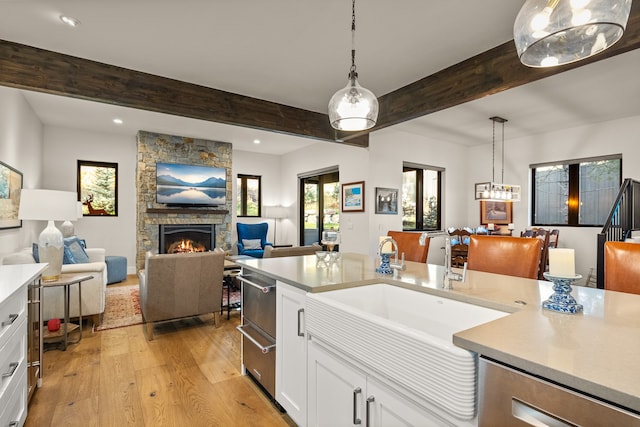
[156,162,226,206]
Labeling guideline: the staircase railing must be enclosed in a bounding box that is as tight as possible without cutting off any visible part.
[596,178,640,288]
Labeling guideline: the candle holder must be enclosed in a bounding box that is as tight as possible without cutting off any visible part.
[376,252,394,275]
[542,273,583,314]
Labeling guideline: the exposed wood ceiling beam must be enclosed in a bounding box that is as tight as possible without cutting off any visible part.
[0,39,369,148]
[0,3,638,147]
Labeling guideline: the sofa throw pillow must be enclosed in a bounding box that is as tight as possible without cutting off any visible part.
[63,236,90,263]
[32,243,40,263]
[63,245,76,264]
[242,238,262,250]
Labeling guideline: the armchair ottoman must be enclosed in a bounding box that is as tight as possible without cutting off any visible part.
[105,255,127,284]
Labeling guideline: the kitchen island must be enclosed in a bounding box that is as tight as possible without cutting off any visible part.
[237,253,640,419]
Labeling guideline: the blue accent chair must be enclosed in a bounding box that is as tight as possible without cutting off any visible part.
[237,222,273,258]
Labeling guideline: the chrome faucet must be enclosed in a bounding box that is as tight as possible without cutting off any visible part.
[420,231,467,289]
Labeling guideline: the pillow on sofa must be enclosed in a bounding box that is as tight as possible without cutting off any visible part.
[63,245,76,264]
[32,243,40,263]
[63,236,90,264]
[242,238,262,250]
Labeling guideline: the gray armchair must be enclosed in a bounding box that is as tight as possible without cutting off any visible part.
[138,249,225,340]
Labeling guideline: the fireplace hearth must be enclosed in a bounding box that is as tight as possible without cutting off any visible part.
[159,224,216,254]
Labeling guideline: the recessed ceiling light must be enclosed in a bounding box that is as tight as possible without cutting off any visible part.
[253,139,261,144]
[59,15,81,27]
[112,118,123,125]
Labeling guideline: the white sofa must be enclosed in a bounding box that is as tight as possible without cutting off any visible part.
[2,248,108,325]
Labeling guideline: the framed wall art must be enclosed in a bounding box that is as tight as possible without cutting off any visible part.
[375,187,399,215]
[341,181,365,212]
[480,200,512,225]
[77,160,118,216]
[0,161,23,229]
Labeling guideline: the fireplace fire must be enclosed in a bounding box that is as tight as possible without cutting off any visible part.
[167,239,206,254]
[159,224,216,254]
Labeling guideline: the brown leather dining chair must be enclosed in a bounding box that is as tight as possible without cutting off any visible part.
[467,235,542,279]
[604,241,640,294]
[387,231,430,263]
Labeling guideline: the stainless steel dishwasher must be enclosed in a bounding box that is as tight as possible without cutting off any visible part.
[236,271,277,398]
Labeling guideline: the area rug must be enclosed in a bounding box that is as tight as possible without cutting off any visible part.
[223,289,241,308]
[96,285,240,331]
[96,284,142,331]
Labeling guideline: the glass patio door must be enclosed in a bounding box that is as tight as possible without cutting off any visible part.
[300,170,339,246]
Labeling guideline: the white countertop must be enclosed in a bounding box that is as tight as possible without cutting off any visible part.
[238,253,640,413]
[0,263,47,301]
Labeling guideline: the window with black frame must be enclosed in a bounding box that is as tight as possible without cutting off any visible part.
[531,155,621,227]
[237,174,261,217]
[77,160,118,216]
[402,163,442,231]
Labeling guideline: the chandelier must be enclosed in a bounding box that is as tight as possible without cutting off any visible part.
[328,0,378,131]
[475,117,521,202]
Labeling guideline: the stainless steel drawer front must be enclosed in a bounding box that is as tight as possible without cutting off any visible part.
[240,321,276,397]
[239,274,276,338]
[479,358,640,426]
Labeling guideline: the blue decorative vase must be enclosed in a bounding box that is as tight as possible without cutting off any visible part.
[376,253,393,275]
[542,273,583,314]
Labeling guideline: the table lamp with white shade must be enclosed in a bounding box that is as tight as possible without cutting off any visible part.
[19,189,79,281]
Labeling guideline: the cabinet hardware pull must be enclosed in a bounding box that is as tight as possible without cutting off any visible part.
[297,308,305,337]
[237,275,275,293]
[2,362,18,378]
[236,325,276,354]
[353,387,362,425]
[512,398,574,427]
[2,313,18,327]
[366,396,375,427]
[9,421,19,427]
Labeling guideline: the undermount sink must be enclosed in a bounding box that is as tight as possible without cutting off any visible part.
[305,283,509,421]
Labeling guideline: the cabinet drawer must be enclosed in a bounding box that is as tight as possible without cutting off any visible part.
[0,317,27,403]
[479,358,640,426]
[0,287,26,352]
[0,367,27,427]
[241,321,276,398]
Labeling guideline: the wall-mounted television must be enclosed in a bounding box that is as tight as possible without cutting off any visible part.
[156,162,226,206]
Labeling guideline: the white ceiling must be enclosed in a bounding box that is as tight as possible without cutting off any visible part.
[1,1,639,152]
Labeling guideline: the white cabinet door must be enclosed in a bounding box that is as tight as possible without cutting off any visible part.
[307,339,366,427]
[276,281,308,426]
[308,338,456,427]
[366,377,453,427]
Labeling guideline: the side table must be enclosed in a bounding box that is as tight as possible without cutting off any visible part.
[42,273,93,351]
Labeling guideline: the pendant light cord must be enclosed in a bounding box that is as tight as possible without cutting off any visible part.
[492,118,496,182]
[490,116,508,183]
[501,119,505,183]
[350,0,357,76]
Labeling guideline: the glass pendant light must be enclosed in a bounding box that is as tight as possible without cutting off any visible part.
[328,0,378,131]
[514,0,632,67]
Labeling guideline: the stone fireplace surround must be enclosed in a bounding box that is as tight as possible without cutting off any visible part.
[136,131,232,271]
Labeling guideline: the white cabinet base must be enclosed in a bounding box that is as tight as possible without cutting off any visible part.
[308,338,470,427]
[276,282,308,427]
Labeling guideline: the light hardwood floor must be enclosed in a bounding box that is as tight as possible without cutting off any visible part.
[26,276,294,427]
